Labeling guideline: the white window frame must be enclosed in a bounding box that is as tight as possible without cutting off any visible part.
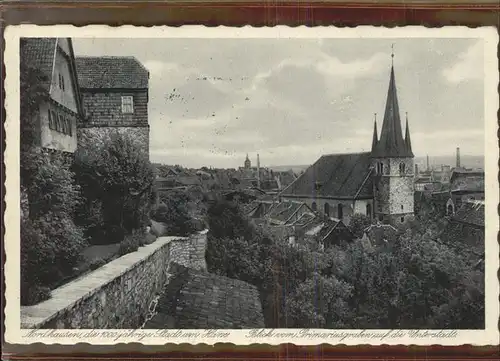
[121,96,134,114]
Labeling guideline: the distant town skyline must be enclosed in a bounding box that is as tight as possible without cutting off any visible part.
[73,37,485,168]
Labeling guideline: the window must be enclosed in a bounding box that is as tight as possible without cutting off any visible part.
[58,74,65,91]
[311,202,317,212]
[48,110,54,129]
[399,162,406,175]
[366,204,372,218]
[67,118,72,136]
[59,114,66,134]
[400,216,405,223]
[324,203,330,217]
[337,203,343,219]
[377,162,383,174]
[401,204,404,211]
[121,96,134,113]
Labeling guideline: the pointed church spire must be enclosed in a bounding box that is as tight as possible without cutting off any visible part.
[371,49,412,158]
[371,113,378,152]
[404,112,414,156]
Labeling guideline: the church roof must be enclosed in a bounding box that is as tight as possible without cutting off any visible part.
[281,152,373,199]
[371,65,413,158]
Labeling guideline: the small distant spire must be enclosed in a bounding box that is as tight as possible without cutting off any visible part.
[405,112,413,155]
[371,113,379,152]
[391,43,395,66]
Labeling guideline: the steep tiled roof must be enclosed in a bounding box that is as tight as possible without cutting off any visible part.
[21,38,57,92]
[450,170,485,193]
[145,263,264,329]
[75,56,149,89]
[453,201,484,227]
[266,201,311,224]
[281,152,373,199]
[291,212,317,227]
[371,65,413,158]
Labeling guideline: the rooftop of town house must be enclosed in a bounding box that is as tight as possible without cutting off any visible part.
[449,170,485,193]
[452,200,485,228]
[75,56,149,89]
[144,263,264,329]
[266,201,313,224]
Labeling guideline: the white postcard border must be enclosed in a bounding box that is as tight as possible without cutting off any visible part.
[4,25,499,346]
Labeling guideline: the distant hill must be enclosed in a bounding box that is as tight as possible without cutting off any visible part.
[270,154,484,174]
[268,165,310,174]
[415,155,484,170]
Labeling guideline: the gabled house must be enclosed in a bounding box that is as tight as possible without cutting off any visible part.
[20,38,85,153]
[440,200,484,262]
[75,56,150,157]
[446,170,485,215]
[301,216,354,249]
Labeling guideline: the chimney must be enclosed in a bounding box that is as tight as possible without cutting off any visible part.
[456,147,461,168]
[257,154,261,189]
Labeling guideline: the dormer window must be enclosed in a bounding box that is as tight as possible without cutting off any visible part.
[121,96,134,114]
[314,182,322,191]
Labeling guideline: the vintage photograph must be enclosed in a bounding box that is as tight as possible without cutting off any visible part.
[12,28,494,338]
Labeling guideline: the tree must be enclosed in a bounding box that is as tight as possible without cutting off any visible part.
[74,131,155,240]
[349,213,373,238]
[152,190,197,236]
[19,61,85,305]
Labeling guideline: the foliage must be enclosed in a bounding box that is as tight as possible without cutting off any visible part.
[21,214,86,305]
[152,190,197,236]
[89,258,107,271]
[118,230,147,256]
[19,63,86,305]
[205,200,485,329]
[74,131,155,240]
[348,213,373,238]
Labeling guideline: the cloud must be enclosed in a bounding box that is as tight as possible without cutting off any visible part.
[72,38,485,168]
[442,40,483,83]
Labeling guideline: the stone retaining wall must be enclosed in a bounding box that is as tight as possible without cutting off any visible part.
[21,230,208,329]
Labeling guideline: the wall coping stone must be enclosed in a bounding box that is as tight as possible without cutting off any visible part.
[20,230,208,329]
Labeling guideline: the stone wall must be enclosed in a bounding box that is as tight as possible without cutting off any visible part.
[77,126,150,158]
[20,231,208,329]
[372,156,415,225]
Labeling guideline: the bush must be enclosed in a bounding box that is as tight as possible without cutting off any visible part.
[152,190,197,236]
[21,284,51,306]
[20,149,86,305]
[118,230,147,256]
[74,131,155,238]
[89,258,107,271]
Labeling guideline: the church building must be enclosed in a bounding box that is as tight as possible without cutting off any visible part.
[281,57,415,226]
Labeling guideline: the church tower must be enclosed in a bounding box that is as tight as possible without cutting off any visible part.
[244,153,251,169]
[370,52,415,225]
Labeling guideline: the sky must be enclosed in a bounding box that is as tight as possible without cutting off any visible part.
[73,37,485,169]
